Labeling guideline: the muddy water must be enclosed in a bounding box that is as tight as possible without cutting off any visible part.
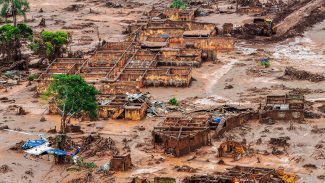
[305,20,325,47]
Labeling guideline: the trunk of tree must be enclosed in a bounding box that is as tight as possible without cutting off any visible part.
[60,114,67,134]
[55,134,66,164]
[57,114,67,164]
[236,0,238,12]
[23,13,27,22]
[11,0,17,26]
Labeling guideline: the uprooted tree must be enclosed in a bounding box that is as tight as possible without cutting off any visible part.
[0,0,30,26]
[0,23,32,64]
[45,74,98,134]
[31,30,69,61]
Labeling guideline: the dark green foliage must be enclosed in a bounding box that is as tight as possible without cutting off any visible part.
[17,23,32,38]
[46,74,98,133]
[41,31,69,47]
[0,23,33,61]
[0,0,30,25]
[170,0,188,9]
[77,158,97,168]
[169,97,178,106]
[32,31,69,60]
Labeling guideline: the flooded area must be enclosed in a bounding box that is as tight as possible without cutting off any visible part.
[0,0,324,182]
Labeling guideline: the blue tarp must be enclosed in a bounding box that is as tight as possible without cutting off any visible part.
[212,118,221,123]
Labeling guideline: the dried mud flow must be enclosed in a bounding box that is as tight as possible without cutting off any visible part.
[0,0,325,183]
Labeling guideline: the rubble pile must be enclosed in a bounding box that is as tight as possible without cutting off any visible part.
[0,125,9,130]
[6,105,27,115]
[269,137,290,147]
[80,135,118,158]
[9,140,25,152]
[282,67,325,82]
[312,141,325,160]
[64,4,85,11]
[174,165,197,173]
[0,164,12,174]
[243,22,273,37]
[0,71,27,89]
[318,104,325,113]
[47,135,77,153]
[104,0,145,8]
[311,126,325,134]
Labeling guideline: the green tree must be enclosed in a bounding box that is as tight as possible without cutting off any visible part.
[170,0,188,9]
[32,31,69,61]
[45,74,98,133]
[0,0,30,26]
[0,23,32,61]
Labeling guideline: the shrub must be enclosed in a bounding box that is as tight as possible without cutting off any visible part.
[27,73,38,81]
[260,58,270,68]
[170,0,188,9]
[261,61,271,68]
[169,97,178,106]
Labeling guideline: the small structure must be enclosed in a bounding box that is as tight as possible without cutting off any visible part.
[153,116,211,157]
[260,94,305,122]
[218,141,247,160]
[110,154,132,171]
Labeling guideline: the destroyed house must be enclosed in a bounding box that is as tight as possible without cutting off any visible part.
[148,8,197,21]
[97,94,147,121]
[36,58,86,93]
[153,116,210,157]
[37,6,235,96]
[37,40,193,95]
[183,166,277,183]
[110,154,132,171]
[260,94,305,122]
[218,141,247,160]
[48,94,148,121]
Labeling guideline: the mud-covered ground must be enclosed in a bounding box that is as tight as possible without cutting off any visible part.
[0,0,324,183]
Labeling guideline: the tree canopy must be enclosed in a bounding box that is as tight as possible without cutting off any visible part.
[0,0,30,25]
[46,74,98,133]
[31,31,69,61]
[0,23,32,60]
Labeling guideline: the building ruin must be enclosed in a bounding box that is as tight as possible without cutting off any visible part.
[152,116,211,157]
[260,94,305,123]
[110,154,132,171]
[183,166,279,183]
[37,8,235,96]
[218,141,248,160]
